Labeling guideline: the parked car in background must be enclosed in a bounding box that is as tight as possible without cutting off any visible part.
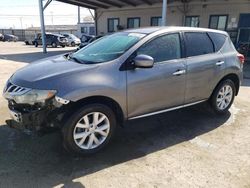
[0,33,4,41]
[3,27,244,155]
[2,34,18,42]
[80,34,94,43]
[62,33,81,47]
[77,35,104,51]
[24,34,36,45]
[33,33,68,48]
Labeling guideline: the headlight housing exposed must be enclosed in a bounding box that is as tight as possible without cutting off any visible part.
[12,89,56,105]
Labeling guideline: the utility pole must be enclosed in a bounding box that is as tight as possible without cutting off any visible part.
[78,6,81,24]
[162,0,168,26]
[38,0,47,53]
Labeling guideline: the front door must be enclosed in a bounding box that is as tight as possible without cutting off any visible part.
[127,33,186,118]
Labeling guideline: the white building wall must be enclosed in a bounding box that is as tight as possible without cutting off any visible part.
[96,0,250,35]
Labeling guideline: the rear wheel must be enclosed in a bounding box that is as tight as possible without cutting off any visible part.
[62,104,116,155]
[34,42,38,47]
[52,42,57,48]
[71,42,75,47]
[209,79,236,114]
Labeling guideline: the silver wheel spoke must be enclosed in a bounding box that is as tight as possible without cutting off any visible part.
[83,116,89,125]
[76,122,89,129]
[74,132,89,140]
[217,97,223,103]
[92,134,100,145]
[78,133,90,146]
[87,134,95,149]
[93,113,106,125]
[95,124,109,136]
[93,112,99,125]
[97,115,106,125]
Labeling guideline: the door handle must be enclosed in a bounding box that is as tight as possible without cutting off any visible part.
[216,61,225,66]
[173,69,186,76]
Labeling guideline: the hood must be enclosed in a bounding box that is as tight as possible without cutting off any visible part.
[10,54,98,89]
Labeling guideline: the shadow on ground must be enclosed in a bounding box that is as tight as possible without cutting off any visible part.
[0,49,75,63]
[0,104,230,188]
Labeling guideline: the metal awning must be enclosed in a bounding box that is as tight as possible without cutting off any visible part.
[56,0,168,9]
[39,0,171,53]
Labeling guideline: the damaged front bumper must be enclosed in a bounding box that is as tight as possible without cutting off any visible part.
[6,97,69,132]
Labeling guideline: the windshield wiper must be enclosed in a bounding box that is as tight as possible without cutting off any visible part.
[68,54,84,64]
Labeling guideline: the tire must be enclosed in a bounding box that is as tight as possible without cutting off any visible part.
[61,45,65,48]
[71,42,75,47]
[62,104,117,155]
[209,79,236,114]
[52,42,57,48]
[34,42,38,47]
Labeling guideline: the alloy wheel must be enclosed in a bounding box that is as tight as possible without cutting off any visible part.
[216,85,233,110]
[73,112,110,149]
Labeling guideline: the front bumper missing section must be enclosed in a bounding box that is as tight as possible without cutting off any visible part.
[5,98,67,132]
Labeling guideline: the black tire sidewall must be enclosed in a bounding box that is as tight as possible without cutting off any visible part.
[210,79,236,114]
[62,104,117,155]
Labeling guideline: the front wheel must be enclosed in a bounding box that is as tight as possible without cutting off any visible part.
[62,104,116,155]
[209,79,236,114]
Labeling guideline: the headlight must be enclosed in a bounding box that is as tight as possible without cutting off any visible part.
[13,89,56,105]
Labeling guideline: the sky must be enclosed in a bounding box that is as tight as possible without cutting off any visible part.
[0,0,92,29]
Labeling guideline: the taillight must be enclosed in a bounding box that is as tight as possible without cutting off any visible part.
[237,53,245,64]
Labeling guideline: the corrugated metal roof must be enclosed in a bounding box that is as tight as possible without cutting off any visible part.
[56,0,173,9]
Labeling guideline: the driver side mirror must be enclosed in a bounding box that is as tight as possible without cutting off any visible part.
[134,54,154,68]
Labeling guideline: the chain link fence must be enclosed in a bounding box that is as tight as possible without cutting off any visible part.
[0,28,77,42]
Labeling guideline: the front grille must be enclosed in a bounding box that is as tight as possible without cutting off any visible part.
[4,81,30,96]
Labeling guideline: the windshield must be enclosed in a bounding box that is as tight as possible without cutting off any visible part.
[71,32,145,64]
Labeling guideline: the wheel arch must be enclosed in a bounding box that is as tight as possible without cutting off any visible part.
[63,96,125,127]
[212,73,240,96]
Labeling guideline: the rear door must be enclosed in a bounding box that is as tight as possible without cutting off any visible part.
[184,32,225,103]
[127,33,186,118]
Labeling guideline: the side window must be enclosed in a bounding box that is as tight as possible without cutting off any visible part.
[208,32,227,51]
[137,33,181,63]
[47,34,52,39]
[185,32,214,57]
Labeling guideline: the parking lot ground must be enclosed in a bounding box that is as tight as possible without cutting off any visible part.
[0,42,250,188]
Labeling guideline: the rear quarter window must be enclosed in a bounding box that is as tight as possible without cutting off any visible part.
[185,32,214,57]
[208,32,227,51]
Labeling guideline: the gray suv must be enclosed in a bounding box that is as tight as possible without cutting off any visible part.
[3,27,244,155]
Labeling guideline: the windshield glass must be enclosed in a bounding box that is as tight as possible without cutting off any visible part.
[71,32,145,64]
